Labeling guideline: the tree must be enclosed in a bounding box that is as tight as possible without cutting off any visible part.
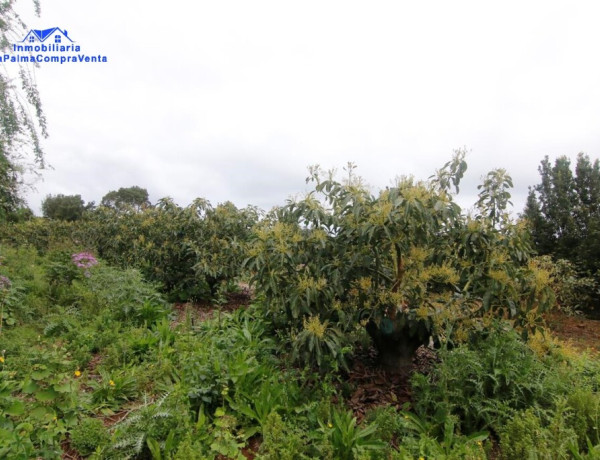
[524,153,600,274]
[101,186,150,211]
[87,197,259,301]
[42,194,85,221]
[246,154,553,371]
[0,1,47,220]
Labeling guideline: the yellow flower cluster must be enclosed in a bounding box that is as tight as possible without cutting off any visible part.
[402,184,431,203]
[415,305,429,320]
[297,275,327,292]
[409,245,430,264]
[424,264,459,285]
[303,315,327,339]
[488,269,511,285]
[369,201,393,226]
[357,277,372,292]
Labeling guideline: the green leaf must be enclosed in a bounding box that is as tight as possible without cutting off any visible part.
[29,406,50,419]
[22,380,39,394]
[54,381,75,393]
[31,369,51,380]
[5,400,25,416]
[35,389,58,401]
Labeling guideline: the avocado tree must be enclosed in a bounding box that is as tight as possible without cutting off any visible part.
[87,198,259,301]
[246,153,554,370]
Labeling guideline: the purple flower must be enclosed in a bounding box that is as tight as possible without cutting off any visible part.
[71,252,98,270]
[0,276,11,290]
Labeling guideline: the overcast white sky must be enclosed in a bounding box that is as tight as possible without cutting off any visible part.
[15,0,600,215]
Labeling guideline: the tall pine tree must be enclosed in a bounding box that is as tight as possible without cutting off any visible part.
[524,153,600,274]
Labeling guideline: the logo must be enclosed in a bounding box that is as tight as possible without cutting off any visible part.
[1,27,108,64]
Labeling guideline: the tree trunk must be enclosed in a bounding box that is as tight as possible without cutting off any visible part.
[366,316,430,373]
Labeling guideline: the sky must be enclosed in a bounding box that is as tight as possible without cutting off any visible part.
[13,0,600,215]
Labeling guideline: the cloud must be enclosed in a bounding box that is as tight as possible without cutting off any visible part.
[19,0,600,217]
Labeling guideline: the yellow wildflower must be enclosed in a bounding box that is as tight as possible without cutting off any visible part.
[0,356,4,363]
[74,369,81,377]
[327,422,333,428]
[109,380,115,387]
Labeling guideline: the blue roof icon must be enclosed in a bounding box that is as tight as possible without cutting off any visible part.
[22,28,73,43]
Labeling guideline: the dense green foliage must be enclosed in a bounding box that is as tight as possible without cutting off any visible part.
[1,154,599,458]
[247,155,554,370]
[0,193,599,458]
[0,245,393,459]
[0,0,46,221]
[0,198,258,301]
[412,324,600,459]
[88,199,259,300]
[524,153,600,311]
[101,186,150,211]
[524,154,600,272]
[41,194,87,221]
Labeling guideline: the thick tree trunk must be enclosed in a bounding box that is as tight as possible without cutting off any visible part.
[366,317,430,373]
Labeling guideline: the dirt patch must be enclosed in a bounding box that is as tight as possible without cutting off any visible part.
[86,353,103,373]
[546,312,600,353]
[171,288,253,327]
[61,436,82,460]
[337,345,438,422]
[241,435,262,459]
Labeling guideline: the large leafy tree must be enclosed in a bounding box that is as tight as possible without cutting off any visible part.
[246,154,553,370]
[101,186,150,211]
[524,153,600,274]
[0,1,47,220]
[41,194,85,221]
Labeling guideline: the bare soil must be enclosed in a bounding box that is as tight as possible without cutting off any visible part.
[546,311,600,353]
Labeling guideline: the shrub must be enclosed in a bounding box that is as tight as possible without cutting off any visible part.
[395,411,487,460]
[532,255,597,314]
[566,389,600,449]
[70,417,109,456]
[80,265,170,326]
[259,412,312,460]
[411,322,565,434]
[500,405,577,460]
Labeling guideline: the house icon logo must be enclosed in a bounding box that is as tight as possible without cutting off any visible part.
[3,26,107,64]
[21,27,74,45]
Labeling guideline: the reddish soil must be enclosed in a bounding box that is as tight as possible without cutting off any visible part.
[546,312,600,353]
[86,353,103,372]
[61,436,82,460]
[241,435,262,459]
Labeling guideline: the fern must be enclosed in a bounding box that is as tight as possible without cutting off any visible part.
[108,393,188,459]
